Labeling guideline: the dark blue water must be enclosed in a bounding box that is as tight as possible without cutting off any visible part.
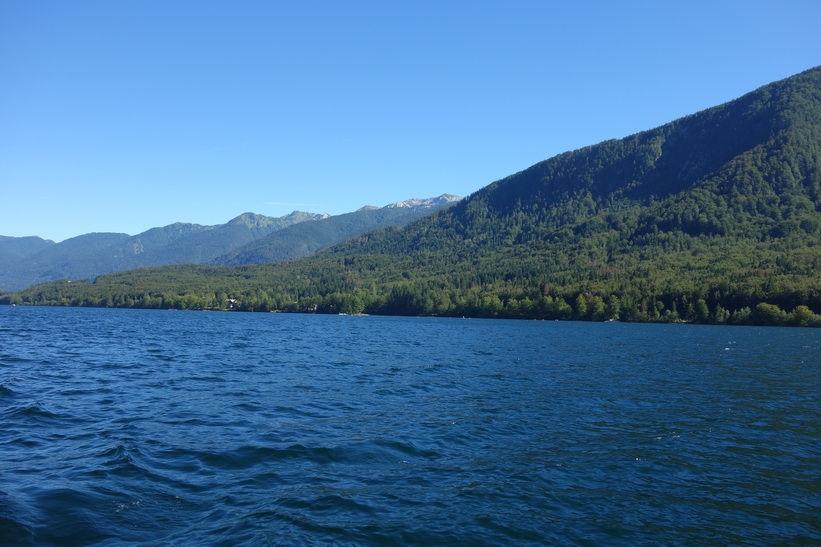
[1,307,818,545]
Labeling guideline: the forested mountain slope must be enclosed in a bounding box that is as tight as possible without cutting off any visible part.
[0,232,132,292]
[6,66,821,326]
[0,212,324,291]
[0,235,55,263]
[0,197,459,292]
[212,195,461,266]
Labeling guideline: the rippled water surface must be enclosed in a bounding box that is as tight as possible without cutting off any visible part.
[1,306,819,545]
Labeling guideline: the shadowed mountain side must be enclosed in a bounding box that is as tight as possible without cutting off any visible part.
[213,195,462,266]
[0,235,55,263]
[0,212,324,291]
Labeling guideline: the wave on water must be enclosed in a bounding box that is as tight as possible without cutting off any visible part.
[3,402,63,425]
[1,308,819,545]
[0,382,21,398]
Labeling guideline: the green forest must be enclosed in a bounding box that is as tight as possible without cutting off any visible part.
[0,197,458,292]
[3,67,821,327]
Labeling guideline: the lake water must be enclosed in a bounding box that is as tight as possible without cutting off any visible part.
[0,306,819,545]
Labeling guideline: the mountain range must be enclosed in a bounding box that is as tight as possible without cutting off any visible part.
[0,195,461,292]
[5,66,821,326]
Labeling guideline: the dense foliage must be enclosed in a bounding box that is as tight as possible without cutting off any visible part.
[4,67,821,327]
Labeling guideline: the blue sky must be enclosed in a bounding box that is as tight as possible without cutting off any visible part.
[2,1,819,242]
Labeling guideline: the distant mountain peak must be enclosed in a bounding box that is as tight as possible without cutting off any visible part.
[0,194,459,291]
[228,211,328,228]
[385,194,463,209]
[282,211,330,220]
[355,195,461,212]
[228,212,271,226]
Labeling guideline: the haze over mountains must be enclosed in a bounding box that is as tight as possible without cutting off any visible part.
[0,195,461,292]
[5,67,821,325]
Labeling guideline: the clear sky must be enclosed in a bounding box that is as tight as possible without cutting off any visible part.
[1,1,819,242]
